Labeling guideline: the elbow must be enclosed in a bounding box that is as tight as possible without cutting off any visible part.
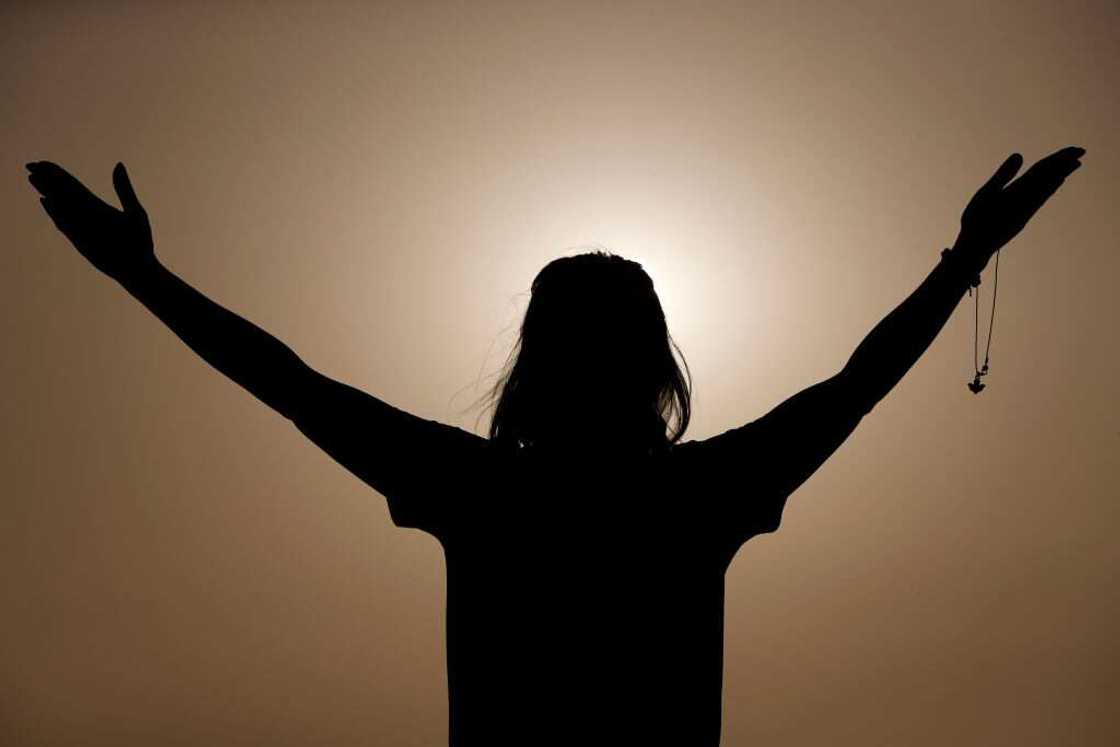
[835,367,879,417]
[278,362,319,422]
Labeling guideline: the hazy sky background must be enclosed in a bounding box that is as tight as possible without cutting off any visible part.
[2,1,1116,745]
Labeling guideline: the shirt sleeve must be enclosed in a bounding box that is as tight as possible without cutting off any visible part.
[672,373,865,554]
[673,422,787,553]
[374,413,489,535]
[290,370,491,539]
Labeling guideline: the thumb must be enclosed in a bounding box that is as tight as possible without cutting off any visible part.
[112,162,145,214]
[981,152,1023,193]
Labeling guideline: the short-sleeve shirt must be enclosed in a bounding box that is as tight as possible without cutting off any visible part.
[382,420,787,747]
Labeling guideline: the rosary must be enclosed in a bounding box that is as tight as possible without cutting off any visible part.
[942,246,1000,394]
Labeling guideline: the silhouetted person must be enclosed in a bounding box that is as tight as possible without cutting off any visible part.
[26,146,1084,746]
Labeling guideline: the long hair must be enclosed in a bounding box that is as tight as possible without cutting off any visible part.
[480,250,691,453]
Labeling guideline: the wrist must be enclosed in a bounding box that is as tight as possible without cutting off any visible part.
[951,234,996,258]
[940,240,992,288]
[115,251,162,291]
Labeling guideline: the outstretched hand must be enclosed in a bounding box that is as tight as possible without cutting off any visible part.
[26,161,156,281]
[957,146,1085,254]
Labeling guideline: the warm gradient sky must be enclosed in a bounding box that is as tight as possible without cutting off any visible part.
[3,1,1117,745]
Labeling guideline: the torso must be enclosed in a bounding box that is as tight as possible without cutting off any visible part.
[437,445,732,746]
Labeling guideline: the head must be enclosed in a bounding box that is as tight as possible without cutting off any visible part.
[482,250,691,454]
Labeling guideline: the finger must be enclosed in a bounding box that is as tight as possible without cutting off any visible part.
[982,153,1023,192]
[1011,170,1074,224]
[1013,146,1086,185]
[112,162,145,214]
[1037,146,1085,171]
[39,196,76,235]
[1019,180,1064,221]
[27,161,80,188]
[26,161,101,203]
[1052,145,1086,160]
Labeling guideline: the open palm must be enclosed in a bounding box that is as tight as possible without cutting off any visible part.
[26,161,155,280]
[959,146,1085,253]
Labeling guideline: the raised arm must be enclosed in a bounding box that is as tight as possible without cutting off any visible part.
[680,147,1085,550]
[27,159,319,419]
[27,160,487,534]
[842,146,1084,413]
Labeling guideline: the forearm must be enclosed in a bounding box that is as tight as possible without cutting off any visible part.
[117,255,310,419]
[841,239,994,414]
